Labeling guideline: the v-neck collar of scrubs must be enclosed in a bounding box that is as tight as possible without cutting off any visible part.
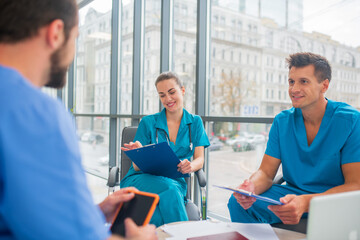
[154,108,193,146]
[295,98,333,148]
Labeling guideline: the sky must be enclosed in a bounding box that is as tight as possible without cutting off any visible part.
[303,0,360,48]
[78,0,360,48]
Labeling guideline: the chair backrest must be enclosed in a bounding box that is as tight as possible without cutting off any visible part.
[120,126,138,181]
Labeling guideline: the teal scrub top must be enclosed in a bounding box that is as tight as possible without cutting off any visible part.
[135,108,209,160]
[124,108,210,177]
[265,99,360,193]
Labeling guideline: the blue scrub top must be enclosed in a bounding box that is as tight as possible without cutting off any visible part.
[266,99,360,193]
[0,66,109,239]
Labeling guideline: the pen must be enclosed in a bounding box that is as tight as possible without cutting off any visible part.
[142,143,156,147]
[235,188,253,196]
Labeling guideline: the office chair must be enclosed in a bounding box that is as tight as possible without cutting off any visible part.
[270,173,308,234]
[109,126,207,221]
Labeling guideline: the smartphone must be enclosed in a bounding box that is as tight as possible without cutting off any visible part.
[110,190,159,236]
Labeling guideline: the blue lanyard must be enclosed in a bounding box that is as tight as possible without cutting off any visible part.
[155,124,193,151]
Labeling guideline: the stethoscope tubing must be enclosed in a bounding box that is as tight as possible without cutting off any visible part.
[155,124,193,151]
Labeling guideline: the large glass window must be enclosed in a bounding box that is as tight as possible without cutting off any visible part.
[75,0,112,180]
[207,121,275,218]
[71,0,360,220]
[77,116,109,178]
[76,0,112,115]
[142,0,161,114]
[173,0,197,114]
[207,0,360,219]
[209,0,360,119]
[41,87,58,99]
[119,0,134,114]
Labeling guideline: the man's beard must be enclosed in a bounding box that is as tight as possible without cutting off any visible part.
[45,47,68,89]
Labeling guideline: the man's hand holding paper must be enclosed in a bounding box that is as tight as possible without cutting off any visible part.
[268,194,307,224]
[233,180,256,210]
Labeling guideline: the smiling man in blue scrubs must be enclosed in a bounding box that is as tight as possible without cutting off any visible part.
[0,0,156,239]
[228,52,360,225]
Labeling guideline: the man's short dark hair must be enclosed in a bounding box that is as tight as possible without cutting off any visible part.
[0,0,78,43]
[155,71,183,88]
[286,52,332,83]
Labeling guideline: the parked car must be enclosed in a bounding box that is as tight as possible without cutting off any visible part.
[216,135,228,143]
[232,139,254,152]
[226,132,251,146]
[81,132,104,144]
[208,137,224,151]
[247,134,266,145]
[231,134,265,152]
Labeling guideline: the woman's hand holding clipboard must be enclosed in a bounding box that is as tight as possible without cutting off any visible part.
[124,142,190,179]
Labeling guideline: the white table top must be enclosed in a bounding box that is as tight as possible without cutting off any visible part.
[156,221,306,240]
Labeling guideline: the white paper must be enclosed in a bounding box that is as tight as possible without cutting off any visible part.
[229,222,279,240]
[160,221,279,240]
[161,221,233,239]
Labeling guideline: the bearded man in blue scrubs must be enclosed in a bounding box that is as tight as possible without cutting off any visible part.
[228,52,360,225]
[0,0,156,239]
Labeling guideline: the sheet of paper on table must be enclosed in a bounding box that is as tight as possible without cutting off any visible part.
[160,220,279,240]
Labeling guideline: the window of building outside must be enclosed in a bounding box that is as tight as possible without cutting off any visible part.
[70,0,360,217]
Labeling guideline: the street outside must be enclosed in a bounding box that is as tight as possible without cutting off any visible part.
[80,141,109,179]
[207,144,265,219]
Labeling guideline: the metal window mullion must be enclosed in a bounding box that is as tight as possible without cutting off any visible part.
[67,60,75,112]
[160,0,173,73]
[159,0,173,112]
[195,0,210,117]
[201,116,273,124]
[194,0,211,216]
[132,0,144,126]
[109,0,121,168]
[56,89,63,101]
[78,0,94,8]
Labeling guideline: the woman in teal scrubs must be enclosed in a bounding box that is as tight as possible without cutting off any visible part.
[120,72,210,227]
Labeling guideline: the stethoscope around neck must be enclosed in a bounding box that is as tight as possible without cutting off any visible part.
[155,124,193,151]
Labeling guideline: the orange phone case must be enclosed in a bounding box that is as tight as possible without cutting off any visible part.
[111,189,159,227]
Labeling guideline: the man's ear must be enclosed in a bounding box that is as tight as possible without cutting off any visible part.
[46,19,65,49]
[321,79,330,93]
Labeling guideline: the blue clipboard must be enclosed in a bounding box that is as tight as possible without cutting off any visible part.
[124,142,190,179]
[213,185,283,205]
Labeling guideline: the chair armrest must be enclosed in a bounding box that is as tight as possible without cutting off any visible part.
[273,174,284,185]
[195,169,206,187]
[107,166,119,187]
